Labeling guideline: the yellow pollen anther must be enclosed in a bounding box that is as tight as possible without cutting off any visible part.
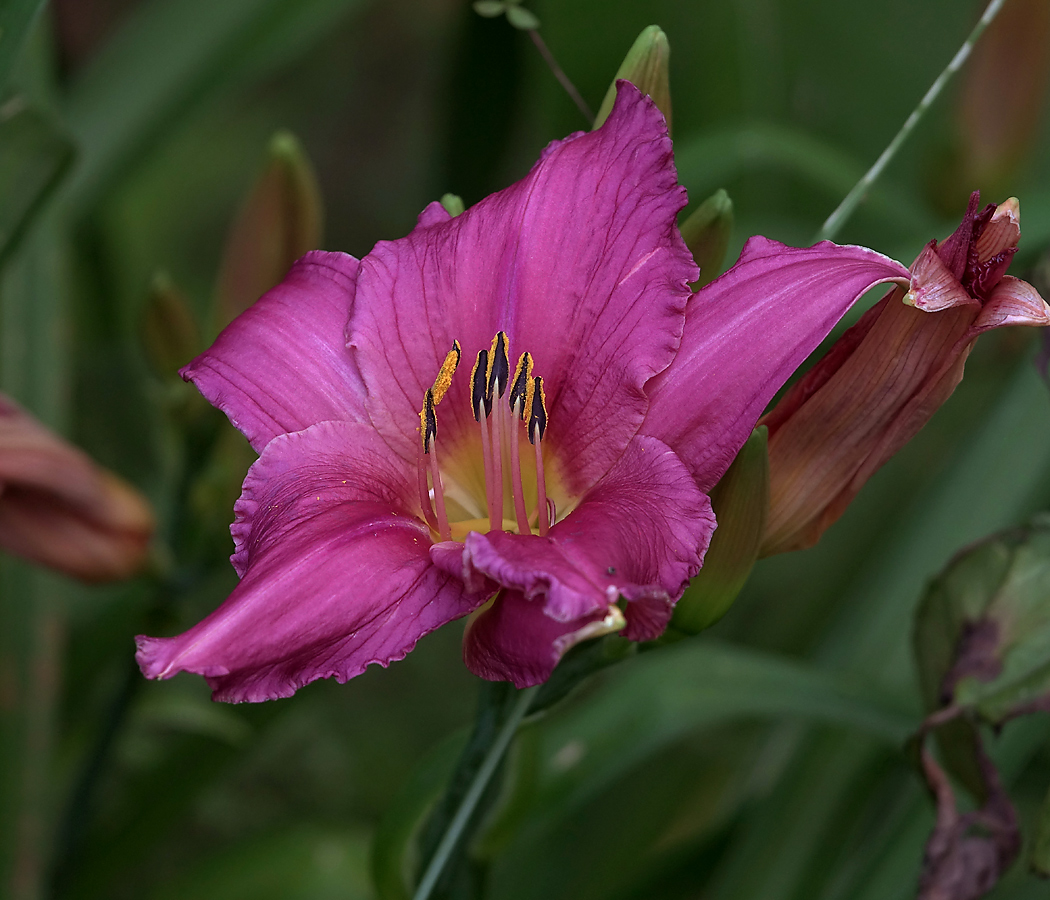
[486,332,510,398]
[419,388,437,454]
[430,340,461,406]
[528,376,547,443]
[509,351,534,416]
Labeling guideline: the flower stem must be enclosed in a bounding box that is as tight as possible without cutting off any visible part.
[412,685,538,900]
[528,29,594,123]
[814,0,1008,244]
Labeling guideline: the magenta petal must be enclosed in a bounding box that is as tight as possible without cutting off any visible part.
[643,238,911,491]
[457,435,714,622]
[137,422,487,702]
[181,251,367,452]
[463,590,615,688]
[348,83,696,492]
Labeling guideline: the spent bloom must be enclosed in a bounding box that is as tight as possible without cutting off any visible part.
[0,395,153,581]
[136,84,910,701]
[761,192,1050,556]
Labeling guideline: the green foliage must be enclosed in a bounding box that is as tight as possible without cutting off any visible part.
[0,103,74,262]
[1,1,1050,899]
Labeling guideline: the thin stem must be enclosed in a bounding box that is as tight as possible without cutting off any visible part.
[528,29,594,123]
[814,0,1009,243]
[412,686,538,900]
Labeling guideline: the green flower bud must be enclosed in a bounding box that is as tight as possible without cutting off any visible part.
[680,189,733,289]
[140,271,201,379]
[440,193,465,217]
[594,25,672,133]
[669,426,768,636]
[215,130,323,329]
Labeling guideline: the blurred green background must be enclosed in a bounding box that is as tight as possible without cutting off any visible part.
[3,0,1050,898]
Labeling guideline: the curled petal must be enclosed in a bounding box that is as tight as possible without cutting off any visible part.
[138,422,487,702]
[972,275,1050,333]
[974,198,1020,265]
[903,243,982,313]
[642,237,910,491]
[182,251,366,452]
[0,396,153,581]
[463,590,624,688]
[348,83,696,494]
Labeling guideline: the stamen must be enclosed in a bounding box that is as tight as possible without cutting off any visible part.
[431,340,462,405]
[429,440,451,542]
[489,397,505,531]
[508,351,533,415]
[508,352,534,535]
[471,349,492,421]
[417,444,438,531]
[529,376,549,536]
[527,376,547,444]
[471,349,494,520]
[486,331,510,400]
[420,388,437,454]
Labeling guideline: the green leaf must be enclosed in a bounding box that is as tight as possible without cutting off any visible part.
[504,6,539,30]
[669,425,766,635]
[506,639,912,825]
[679,188,734,289]
[673,123,937,239]
[0,0,47,90]
[915,515,1050,727]
[147,826,373,900]
[1033,781,1050,876]
[0,102,74,262]
[63,0,369,214]
[371,731,466,900]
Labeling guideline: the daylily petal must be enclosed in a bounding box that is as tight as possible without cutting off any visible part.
[181,251,365,452]
[137,421,486,702]
[642,237,911,491]
[903,243,982,312]
[443,435,714,622]
[972,275,1050,333]
[463,589,621,688]
[348,82,695,494]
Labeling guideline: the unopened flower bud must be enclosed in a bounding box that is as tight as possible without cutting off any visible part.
[440,193,465,217]
[594,25,671,132]
[760,194,1050,557]
[215,130,323,328]
[140,271,201,379]
[0,395,154,582]
[680,189,734,289]
[670,426,768,635]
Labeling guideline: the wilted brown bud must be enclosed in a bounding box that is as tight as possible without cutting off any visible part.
[760,193,1050,556]
[0,395,154,581]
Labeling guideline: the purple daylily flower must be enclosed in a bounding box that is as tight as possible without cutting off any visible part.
[136,83,910,701]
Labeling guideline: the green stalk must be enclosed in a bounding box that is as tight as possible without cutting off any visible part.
[412,686,538,900]
[814,0,1008,243]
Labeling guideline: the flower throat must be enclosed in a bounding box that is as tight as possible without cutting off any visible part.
[418,331,550,543]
